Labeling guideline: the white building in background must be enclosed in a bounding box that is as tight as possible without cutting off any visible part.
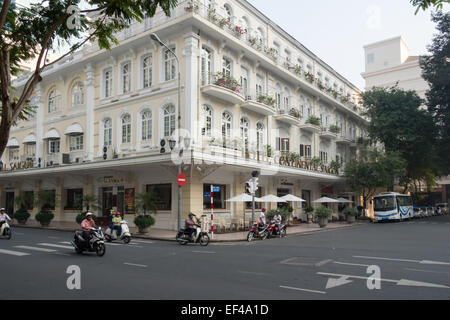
[1,0,368,230]
[361,36,429,99]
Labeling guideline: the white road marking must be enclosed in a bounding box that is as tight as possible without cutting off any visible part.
[59,241,71,244]
[333,261,371,267]
[405,268,450,275]
[317,272,450,289]
[353,255,450,266]
[237,270,271,276]
[280,286,326,295]
[14,246,56,253]
[37,243,73,250]
[105,242,123,246]
[131,240,154,244]
[316,259,333,267]
[124,263,147,268]
[0,249,30,256]
[326,276,353,289]
[192,251,216,254]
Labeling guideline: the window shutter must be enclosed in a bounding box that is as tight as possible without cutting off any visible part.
[276,138,281,151]
[300,144,304,157]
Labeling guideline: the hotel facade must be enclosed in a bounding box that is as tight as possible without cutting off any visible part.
[1,0,368,230]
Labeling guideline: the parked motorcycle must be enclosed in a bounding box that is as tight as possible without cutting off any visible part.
[105,220,132,244]
[247,223,269,242]
[71,227,106,256]
[267,220,287,238]
[176,224,210,246]
[0,220,11,240]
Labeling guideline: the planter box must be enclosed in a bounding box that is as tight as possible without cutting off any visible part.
[346,215,356,224]
[318,217,328,228]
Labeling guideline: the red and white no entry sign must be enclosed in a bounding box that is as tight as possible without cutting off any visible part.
[177,174,187,187]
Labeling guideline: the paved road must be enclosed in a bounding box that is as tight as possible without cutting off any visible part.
[1,215,449,300]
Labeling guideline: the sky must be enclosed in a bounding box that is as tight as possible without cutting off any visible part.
[247,0,447,89]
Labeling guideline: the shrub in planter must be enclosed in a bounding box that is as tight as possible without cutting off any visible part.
[35,211,54,227]
[134,215,155,234]
[76,212,97,225]
[14,209,31,225]
[314,206,333,228]
[343,206,358,224]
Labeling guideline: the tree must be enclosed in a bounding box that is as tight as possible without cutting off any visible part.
[420,11,450,174]
[345,148,406,210]
[0,0,178,159]
[135,192,158,216]
[361,86,439,193]
[410,0,450,14]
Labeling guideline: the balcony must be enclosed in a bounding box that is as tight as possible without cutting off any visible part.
[336,135,353,145]
[319,128,338,140]
[299,116,321,133]
[240,93,276,116]
[201,73,245,105]
[274,108,302,126]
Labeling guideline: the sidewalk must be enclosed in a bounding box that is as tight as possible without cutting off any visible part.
[11,219,369,242]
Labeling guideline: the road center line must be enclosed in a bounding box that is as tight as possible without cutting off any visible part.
[280,286,326,295]
[192,251,216,254]
[124,263,147,268]
[404,268,450,275]
[333,261,371,267]
[37,243,73,250]
[14,246,57,253]
[0,249,30,256]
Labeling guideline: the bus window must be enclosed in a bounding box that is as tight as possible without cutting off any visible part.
[374,197,396,212]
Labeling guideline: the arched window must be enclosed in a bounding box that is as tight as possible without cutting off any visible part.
[48,89,61,113]
[240,67,249,96]
[240,117,249,150]
[122,62,131,93]
[163,104,176,137]
[201,47,212,86]
[121,114,131,144]
[221,112,232,142]
[142,55,153,89]
[141,110,152,141]
[103,118,112,146]
[71,82,84,107]
[222,57,232,78]
[164,47,177,81]
[201,105,213,137]
[104,68,113,98]
[256,122,265,152]
[224,4,232,21]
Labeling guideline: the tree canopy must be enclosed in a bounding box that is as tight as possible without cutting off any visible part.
[410,0,450,14]
[0,0,178,159]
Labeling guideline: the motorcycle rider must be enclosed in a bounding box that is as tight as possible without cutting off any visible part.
[0,208,11,231]
[112,211,122,237]
[185,212,199,241]
[259,208,266,226]
[274,209,283,235]
[81,212,96,248]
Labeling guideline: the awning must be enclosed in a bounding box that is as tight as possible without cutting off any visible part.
[43,129,60,140]
[6,138,19,148]
[64,123,83,136]
[23,134,37,145]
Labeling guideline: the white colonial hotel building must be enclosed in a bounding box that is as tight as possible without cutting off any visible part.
[0,0,368,230]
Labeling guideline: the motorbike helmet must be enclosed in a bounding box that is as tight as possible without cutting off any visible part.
[116,212,121,216]
[0,208,5,212]
[188,212,195,217]
[276,209,281,214]
[86,212,93,217]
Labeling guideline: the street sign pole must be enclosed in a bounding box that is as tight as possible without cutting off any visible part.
[252,193,255,225]
[210,185,214,240]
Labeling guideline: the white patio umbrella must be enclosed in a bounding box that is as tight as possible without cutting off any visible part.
[313,197,340,203]
[226,193,260,202]
[281,194,306,202]
[337,197,353,203]
[255,194,287,203]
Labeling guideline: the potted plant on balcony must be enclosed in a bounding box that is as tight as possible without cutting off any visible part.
[304,72,315,83]
[289,108,301,119]
[134,192,158,234]
[293,64,302,76]
[329,160,342,175]
[234,25,246,38]
[307,115,321,126]
[315,206,333,228]
[213,72,241,93]
[343,206,358,224]
[329,124,341,134]
[34,190,56,227]
[184,1,199,13]
[310,157,321,169]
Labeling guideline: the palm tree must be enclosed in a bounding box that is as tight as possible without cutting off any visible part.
[35,190,57,212]
[14,192,33,211]
[82,194,98,212]
[135,192,158,216]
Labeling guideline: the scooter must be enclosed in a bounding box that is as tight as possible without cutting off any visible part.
[105,220,132,244]
[247,223,269,242]
[267,220,287,238]
[176,224,210,246]
[71,227,106,257]
[0,220,11,240]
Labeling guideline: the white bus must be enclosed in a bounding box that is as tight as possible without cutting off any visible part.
[373,192,414,222]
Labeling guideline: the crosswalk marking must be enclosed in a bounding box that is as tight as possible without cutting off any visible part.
[131,240,154,244]
[14,246,57,253]
[0,248,30,256]
[37,243,73,250]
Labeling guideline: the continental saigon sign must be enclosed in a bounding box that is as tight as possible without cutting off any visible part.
[278,156,339,175]
[2,160,34,171]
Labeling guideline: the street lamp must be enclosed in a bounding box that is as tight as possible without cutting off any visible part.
[151,33,183,231]
[248,171,260,224]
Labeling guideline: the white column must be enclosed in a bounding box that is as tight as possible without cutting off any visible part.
[85,63,95,161]
[35,84,44,167]
[183,31,201,144]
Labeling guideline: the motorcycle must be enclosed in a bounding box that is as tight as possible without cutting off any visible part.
[247,223,269,242]
[176,224,210,246]
[0,220,11,240]
[267,220,287,238]
[71,227,106,257]
[105,220,132,244]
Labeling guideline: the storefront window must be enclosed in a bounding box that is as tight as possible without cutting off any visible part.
[66,189,83,210]
[302,190,311,208]
[146,184,172,211]
[203,184,227,210]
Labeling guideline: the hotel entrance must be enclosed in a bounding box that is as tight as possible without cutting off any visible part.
[100,186,125,217]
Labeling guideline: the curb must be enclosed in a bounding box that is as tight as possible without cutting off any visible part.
[11,221,368,243]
